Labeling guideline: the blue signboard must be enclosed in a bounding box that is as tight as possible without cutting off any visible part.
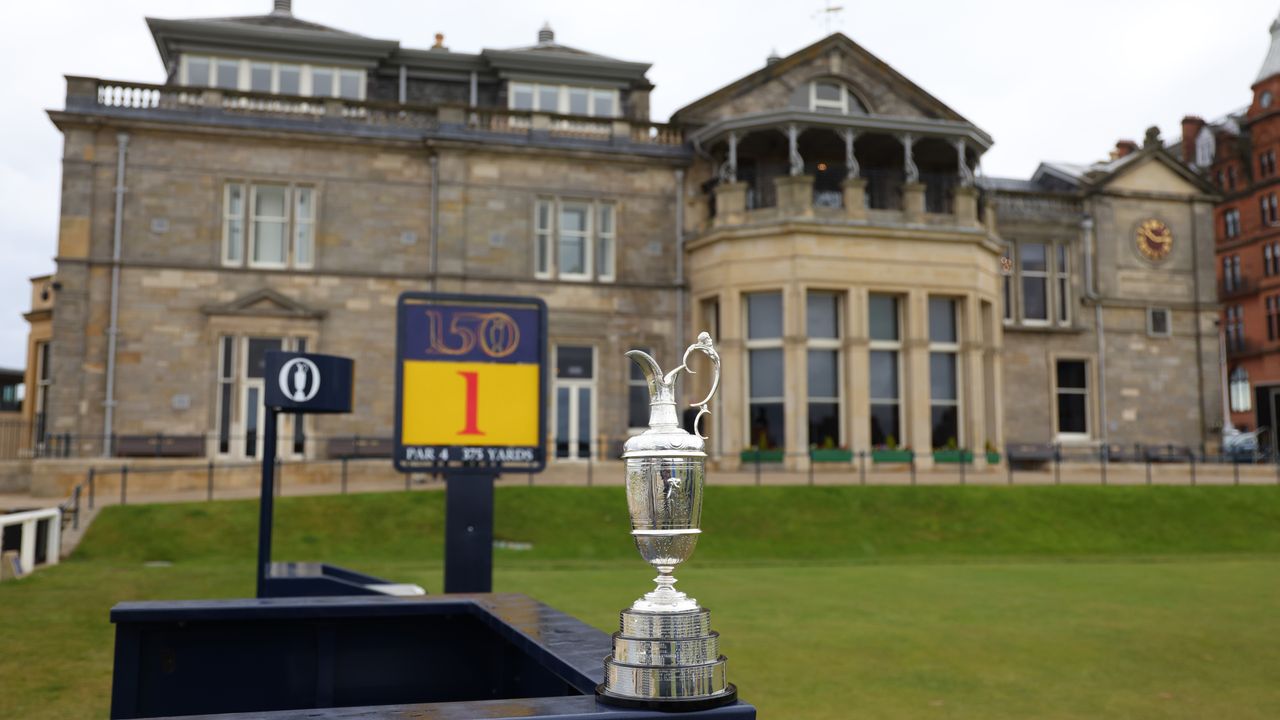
[394,292,547,473]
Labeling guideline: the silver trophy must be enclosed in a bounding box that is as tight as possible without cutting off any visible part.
[596,332,737,711]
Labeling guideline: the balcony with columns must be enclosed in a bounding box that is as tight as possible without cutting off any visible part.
[691,110,991,234]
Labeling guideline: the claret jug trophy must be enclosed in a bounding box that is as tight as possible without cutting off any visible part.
[596,332,737,711]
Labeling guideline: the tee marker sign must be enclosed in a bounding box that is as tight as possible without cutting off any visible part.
[394,292,547,473]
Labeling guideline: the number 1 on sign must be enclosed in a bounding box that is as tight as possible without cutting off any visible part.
[458,371,484,435]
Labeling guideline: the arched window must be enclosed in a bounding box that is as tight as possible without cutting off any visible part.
[809,80,866,115]
[1230,366,1251,413]
[1195,126,1215,168]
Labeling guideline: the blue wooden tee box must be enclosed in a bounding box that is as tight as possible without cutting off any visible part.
[109,593,756,719]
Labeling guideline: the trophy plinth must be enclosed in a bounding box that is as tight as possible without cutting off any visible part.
[596,333,737,711]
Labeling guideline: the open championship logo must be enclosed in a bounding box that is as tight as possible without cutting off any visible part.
[279,357,321,403]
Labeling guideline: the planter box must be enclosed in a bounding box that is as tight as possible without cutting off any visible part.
[810,449,853,463]
[986,451,1001,465]
[871,449,914,463]
[933,450,974,464]
[740,449,785,464]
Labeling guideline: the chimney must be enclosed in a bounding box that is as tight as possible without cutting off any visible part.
[1111,139,1139,160]
[766,48,782,66]
[1181,116,1206,163]
[432,33,447,50]
[271,0,292,15]
[538,22,555,45]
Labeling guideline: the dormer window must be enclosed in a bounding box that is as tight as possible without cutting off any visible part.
[180,55,365,100]
[509,82,619,118]
[809,80,866,114]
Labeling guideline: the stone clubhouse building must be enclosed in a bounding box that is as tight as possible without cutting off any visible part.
[23,1,1222,471]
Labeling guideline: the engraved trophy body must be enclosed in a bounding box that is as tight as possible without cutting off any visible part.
[596,332,737,711]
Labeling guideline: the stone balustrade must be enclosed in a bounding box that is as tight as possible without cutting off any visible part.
[65,76,684,150]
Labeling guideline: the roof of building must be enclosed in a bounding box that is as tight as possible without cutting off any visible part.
[1259,12,1280,83]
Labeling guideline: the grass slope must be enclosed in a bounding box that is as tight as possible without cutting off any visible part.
[2,485,1279,719]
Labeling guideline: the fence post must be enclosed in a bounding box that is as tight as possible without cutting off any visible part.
[1053,445,1061,485]
[1100,445,1108,486]
[910,450,916,486]
[1233,455,1240,486]
[587,446,593,487]
[207,460,214,501]
[859,450,866,486]
[87,468,96,509]
[120,465,128,506]
[1006,453,1013,485]
[808,449,814,487]
[275,457,282,497]
[73,485,81,530]
[1189,452,1196,487]
[341,457,349,494]
[959,449,966,486]
[62,432,71,458]
[754,448,761,487]
[1146,454,1152,486]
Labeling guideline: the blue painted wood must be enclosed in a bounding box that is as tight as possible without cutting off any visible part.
[110,593,756,719]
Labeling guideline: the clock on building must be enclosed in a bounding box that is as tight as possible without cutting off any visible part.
[1136,218,1173,262]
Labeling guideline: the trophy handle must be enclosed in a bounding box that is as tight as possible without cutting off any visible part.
[678,332,720,440]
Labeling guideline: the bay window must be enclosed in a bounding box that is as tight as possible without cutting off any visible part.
[928,297,961,449]
[806,291,842,449]
[868,294,902,447]
[746,292,785,450]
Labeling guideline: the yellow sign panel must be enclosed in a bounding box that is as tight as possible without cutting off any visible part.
[401,360,539,447]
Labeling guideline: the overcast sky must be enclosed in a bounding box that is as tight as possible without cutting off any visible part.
[1,0,1276,370]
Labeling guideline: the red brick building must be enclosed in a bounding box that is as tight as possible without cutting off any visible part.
[1181,12,1280,452]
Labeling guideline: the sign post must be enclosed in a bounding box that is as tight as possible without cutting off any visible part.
[394,293,547,593]
[258,351,354,598]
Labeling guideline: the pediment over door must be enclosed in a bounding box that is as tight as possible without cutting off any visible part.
[200,288,327,320]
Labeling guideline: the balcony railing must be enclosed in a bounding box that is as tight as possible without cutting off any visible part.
[1221,276,1255,298]
[68,77,685,150]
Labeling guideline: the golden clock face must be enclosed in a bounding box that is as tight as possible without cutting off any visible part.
[1136,218,1173,262]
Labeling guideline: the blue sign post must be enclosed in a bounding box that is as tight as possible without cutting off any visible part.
[257,351,354,598]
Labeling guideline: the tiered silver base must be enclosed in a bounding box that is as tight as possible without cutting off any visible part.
[595,607,736,711]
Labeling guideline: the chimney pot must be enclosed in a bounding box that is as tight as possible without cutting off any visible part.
[272,0,292,15]
[1112,140,1139,160]
[432,33,446,50]
[538,22,554,44]
[766,48,782,66]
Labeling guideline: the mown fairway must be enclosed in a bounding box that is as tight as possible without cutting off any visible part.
[2,486,1278,719]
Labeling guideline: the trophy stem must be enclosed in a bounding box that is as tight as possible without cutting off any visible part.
[633,564,696,612]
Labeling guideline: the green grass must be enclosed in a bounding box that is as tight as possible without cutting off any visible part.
[3,486,1280,719]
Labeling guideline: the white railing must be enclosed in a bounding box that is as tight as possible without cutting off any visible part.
[0,507,61,579]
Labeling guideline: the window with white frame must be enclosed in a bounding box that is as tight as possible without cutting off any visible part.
[1225,208,1241,240]
[223,182,316,269]
[627,346,651,430]
[746,292,785,450]
[508,82,619,117]
[1019,242,1049,323]
[1055,244,1070,325]
[1229,366,1251,412]
[532,198,616,282]
[928,297,961,450]
[1147,307,1171,338]
[181,55,365,99]
[1055,359,1089,438]
[809,80,867,114]
[868,293,902,448]
[806,291,842,449]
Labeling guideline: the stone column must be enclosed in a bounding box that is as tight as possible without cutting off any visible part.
[847,288,871,452]
[954,186,979,226]
[713,182,749,227]
[842,179,867,220]
[903,183,926,222]
[718,290,745,470]
[785,283,808,470]
[962,294,988,468]
[775,175,815,218]
[905,290,933,468]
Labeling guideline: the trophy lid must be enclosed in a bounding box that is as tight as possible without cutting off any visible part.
[622,333,720,460]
